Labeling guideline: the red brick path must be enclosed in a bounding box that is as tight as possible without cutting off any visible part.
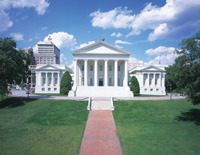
[79,111,122,155]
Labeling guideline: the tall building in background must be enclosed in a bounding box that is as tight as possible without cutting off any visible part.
[34,36,60,65]
[24,48,36,65]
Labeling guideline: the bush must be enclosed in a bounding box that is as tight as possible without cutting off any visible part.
[60,71,72,95]
[129,76,140,96]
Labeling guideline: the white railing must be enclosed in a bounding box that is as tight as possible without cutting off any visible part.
[87,97,91,110]
[110,97,114,111]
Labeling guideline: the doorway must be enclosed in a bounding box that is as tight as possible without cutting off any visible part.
[99,78,103,86]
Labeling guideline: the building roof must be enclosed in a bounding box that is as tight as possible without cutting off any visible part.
[129,65,166,73]
[35,64,73,73]
[72,41,130,55]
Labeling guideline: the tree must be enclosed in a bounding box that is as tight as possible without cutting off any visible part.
[60,71,72,95]
[129,76,140,96]
[0,38,30,99]
[165,33,200,104]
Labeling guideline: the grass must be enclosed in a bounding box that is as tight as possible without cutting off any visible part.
[0,97,88,155]
[113,99,200,155]
[32,92,67,96]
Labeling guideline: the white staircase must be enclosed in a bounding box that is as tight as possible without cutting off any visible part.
[75,86,133,97]
[87,97,114,111]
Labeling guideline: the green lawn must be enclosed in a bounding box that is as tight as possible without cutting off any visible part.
[0,97,88,155]
[113,99,200,155]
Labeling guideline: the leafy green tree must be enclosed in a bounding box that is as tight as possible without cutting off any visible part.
[165,33,200,104]
[60,71,72,95]
[0,37,30,99]
[129,76,140,96]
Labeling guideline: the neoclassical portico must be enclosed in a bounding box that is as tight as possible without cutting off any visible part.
[129,65,166,95]
[35,64,72,93]
[69,41,133,97]
[73,59,128,87]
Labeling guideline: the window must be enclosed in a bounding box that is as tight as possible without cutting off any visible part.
[109,78,112,86]
[90,65,93,71]
[90,78,93,86]
[118,65,120,71]
[81,65,84,71]
[100,65,103,71]
[118,78,120,86]
[54,88,57,91]
[42,88,45,91]
[54,78,57,86]
[42,78,45,86]
[48,78,51,86]
[156,89,159,91]
[48,88,51,91]
[109,65,112,71]
[150,88,153,92]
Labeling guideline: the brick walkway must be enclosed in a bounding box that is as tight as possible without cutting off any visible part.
[79,111,122,155]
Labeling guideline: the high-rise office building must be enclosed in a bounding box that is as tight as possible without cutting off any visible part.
[34,36,60,65]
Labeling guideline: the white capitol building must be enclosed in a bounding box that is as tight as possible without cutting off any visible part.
[35,41,166,97]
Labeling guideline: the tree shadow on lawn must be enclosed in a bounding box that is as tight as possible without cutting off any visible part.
[0,97,38,109]
[176,108,200,125]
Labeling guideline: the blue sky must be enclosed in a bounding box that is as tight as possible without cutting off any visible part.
[1,0,200,68]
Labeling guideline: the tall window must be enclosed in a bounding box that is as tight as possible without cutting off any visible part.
[118,65,120,71]
[100,65,103,71]
[109,78,112,86]
[109,65,112,71]
[81,65,84,71]
[90,78,93,86]
[118,78,120,86]
[90,65,93,71]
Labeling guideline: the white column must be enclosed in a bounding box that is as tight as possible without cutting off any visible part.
[94,60,98,86]
[152,73,155,87]
[159,73,162,87]
[147,73,150,87]
[104,60,108,86]
[45,72,48,86]
[84,59,88,86]
[58,72,60,86]
[38,72,41,86]
[51,73,54,86]
[74,59,77,87]
[114,60,118,86]
[162,73,165,87]
[124,60,128,86]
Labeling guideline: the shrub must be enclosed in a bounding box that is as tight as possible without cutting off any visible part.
[60,71,72,95]
[129,76,140,96]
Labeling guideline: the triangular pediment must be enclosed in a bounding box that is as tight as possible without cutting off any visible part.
[72,41,130,55]
[129,65,165,73]
[36,64,60,70]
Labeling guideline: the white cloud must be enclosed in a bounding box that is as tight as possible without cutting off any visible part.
[0,10,13,32]
[60,53,68,65]
[146,46,179,65]
[90,1,200,41]
[148,53,178,65]
[10,33,24,41]
[111,32,122,37]
[33,32,77,53]
[115,40,132,45]
[145,46,176,56]
[90,7,135,29]
[75,41,95,50]
[0,0,50,15]
[0,0,49,32]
